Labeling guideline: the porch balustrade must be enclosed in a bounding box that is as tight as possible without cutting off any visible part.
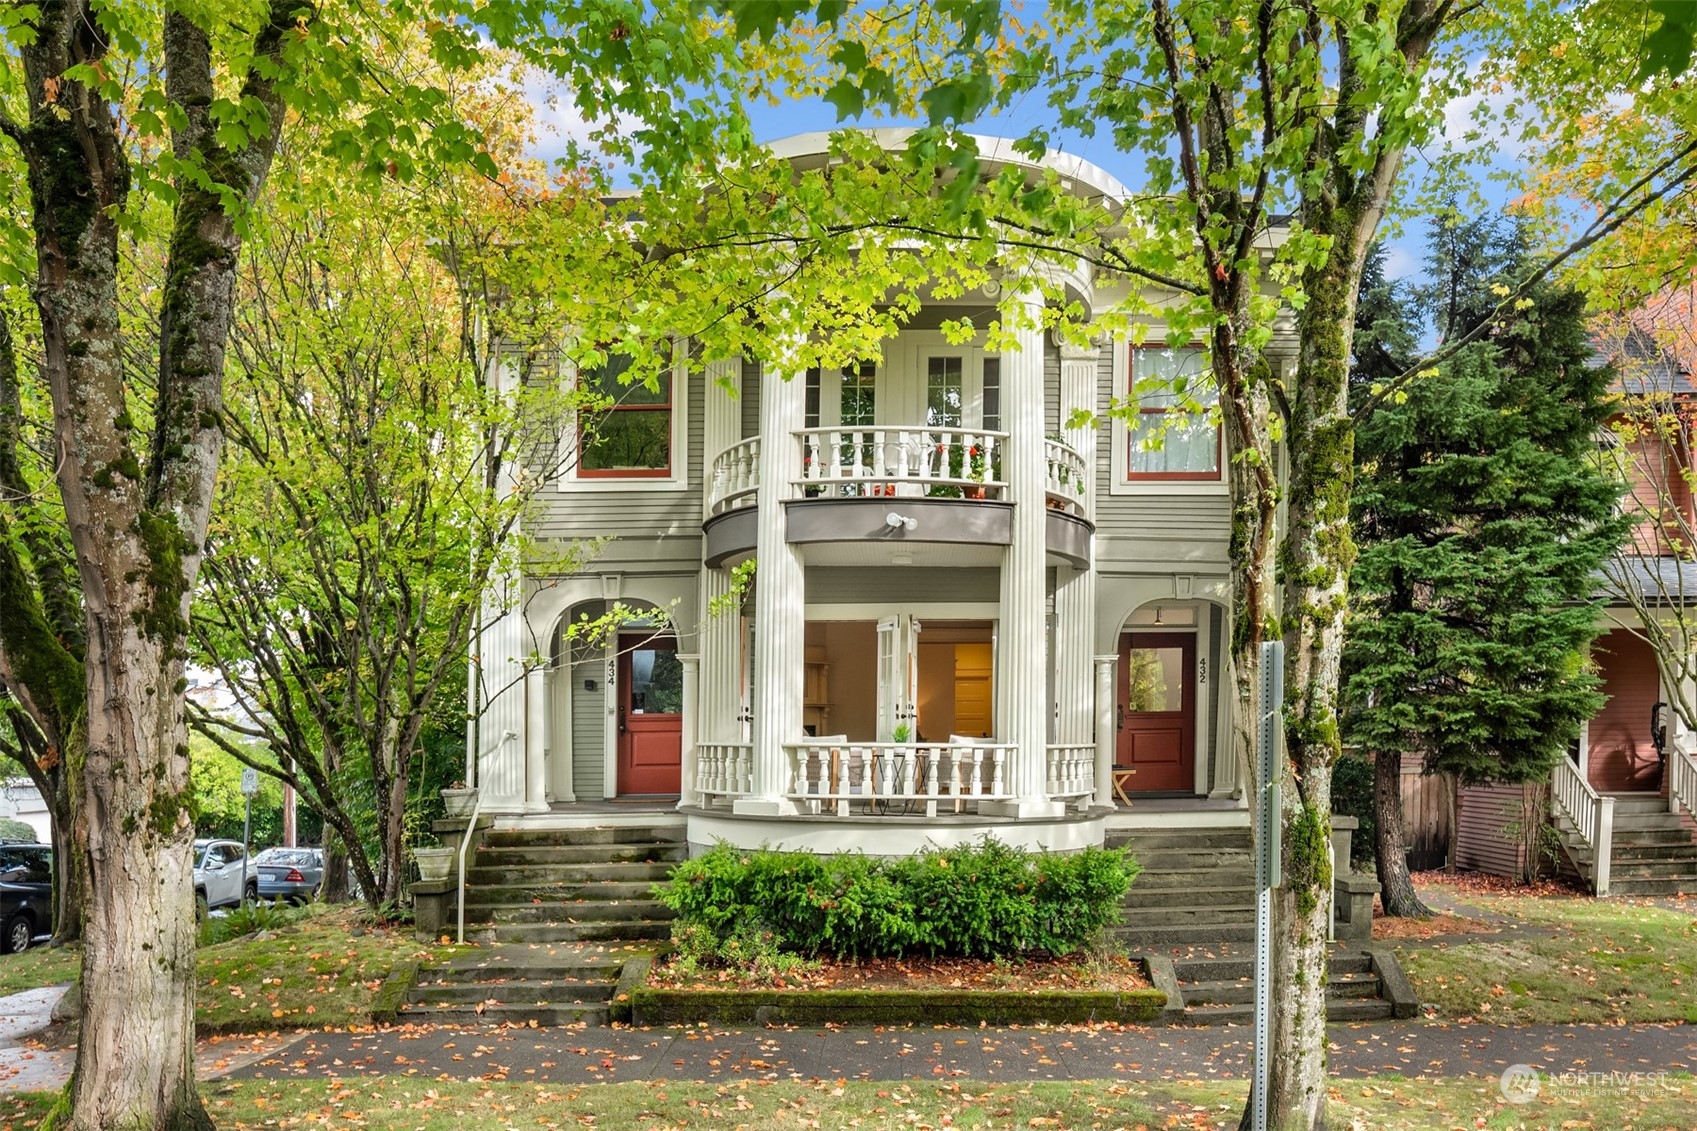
[1043,743,1095,807]
[1671,745,1697,827]
[1043,437,1088,516]
[783,740,1014,817]
[706,437,762,515]
[1552,757,1614,895]
[794,426,1008,499]
[697,742,754,802]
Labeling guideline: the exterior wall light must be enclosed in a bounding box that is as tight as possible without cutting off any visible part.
[884,512,918,531]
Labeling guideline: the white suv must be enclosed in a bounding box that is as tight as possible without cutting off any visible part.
[192,839,255,917]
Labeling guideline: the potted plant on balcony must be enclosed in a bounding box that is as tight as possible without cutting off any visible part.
[964,445,989,499]
[440,781,477,818]
[412,841,457,882]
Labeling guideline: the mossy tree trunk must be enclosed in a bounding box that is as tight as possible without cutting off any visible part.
[1,2,295,1127]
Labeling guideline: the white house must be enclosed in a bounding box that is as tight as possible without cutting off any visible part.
[0,779,52,843]
[461,132,1285,854]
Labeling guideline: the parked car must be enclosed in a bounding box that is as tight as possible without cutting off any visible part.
[0,843,52,954]
[192,838,255,917]
[253,847,324,904]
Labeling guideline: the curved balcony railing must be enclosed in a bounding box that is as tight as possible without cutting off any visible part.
[697,742,753,802]
[706,437,761,516]
[795,426,1008,499]
[1044,437,1088,516]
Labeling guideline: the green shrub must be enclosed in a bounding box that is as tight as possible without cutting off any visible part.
[198,898,314,947]
[1332,752,1377,869]
[656,839,1139,962]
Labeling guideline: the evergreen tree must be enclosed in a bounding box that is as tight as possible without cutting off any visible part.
[1345,221,1630,915]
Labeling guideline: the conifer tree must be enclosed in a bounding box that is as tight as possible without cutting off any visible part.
[1346,217,1630,915]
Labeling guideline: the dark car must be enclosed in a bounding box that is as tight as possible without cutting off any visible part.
[0,843,52,954]
[253,847,324,904]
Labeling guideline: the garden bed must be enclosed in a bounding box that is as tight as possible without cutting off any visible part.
[633,953,1164,1027]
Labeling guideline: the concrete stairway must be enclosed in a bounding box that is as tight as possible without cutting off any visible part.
[460,825,684,944]
[1108,825,1256,949]
[1558,794,1697,896]
[1171,948,1394,1025]
[401,946,637,1026]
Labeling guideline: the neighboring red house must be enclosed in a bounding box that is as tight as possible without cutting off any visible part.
[1455,295,1697,894]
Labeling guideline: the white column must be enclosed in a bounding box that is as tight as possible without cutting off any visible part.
[987,291,1064,819]
[702,358,742,520]
[523,667,548,812]
[1095,654,1117,807]
[678,653,700,808]
[736,349,805,816]
[549,661,576,803]
[1059,341,1098,520]
[1054,568,1096,747]
[698,567,738,747]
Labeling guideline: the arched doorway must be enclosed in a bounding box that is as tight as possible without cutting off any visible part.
[1114,601,1217,795]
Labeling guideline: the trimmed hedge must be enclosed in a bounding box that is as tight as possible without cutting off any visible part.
[656,838,1139,960]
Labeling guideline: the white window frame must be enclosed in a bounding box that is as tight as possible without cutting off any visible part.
[896,332,1001,430]
[556,337,691,493]
[1108,337,1230,497]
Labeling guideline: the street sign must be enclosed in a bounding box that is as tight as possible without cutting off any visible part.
[240,767,259,796]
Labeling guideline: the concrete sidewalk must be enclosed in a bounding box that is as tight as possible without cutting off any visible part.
[220,1020,1697,1087]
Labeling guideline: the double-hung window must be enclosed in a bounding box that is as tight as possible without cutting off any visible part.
[1127,346,1219,481]
[579,352,673,478]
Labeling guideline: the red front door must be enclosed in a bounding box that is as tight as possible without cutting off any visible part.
[1117,632,1197,793]
[617,634,683,795]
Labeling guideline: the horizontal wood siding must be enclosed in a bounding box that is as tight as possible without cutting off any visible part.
[1091,347,1233,571]
[1044,341,1060,436]
[1590,628,1663,792]
[740,359,761,441]
[530,368,706,571]
[1454,783,1530,878]
[806,566,1001,605]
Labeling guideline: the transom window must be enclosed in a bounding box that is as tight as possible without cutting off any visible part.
[579,352,673,478]
[1127,346,1220,481]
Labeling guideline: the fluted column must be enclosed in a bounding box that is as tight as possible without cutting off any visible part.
[475,601,529,812]
[678,653,700,807]
[523,666,549,812]
[1094,655,1118,806]
[702,358,742,520]
[987,292,1064,819]
[736,349,805,816]
[1053,340,1098,765]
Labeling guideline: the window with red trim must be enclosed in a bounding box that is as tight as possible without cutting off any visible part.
[579,353,673,478]
[1127,345,1220,481]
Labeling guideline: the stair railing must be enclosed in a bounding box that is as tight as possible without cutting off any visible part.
[1671,745,1697,829]
[457,730,517,945]
[1551,758,1614,896]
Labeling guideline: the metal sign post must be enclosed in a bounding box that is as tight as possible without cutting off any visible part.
[240,767,258,908]
[1253,640,1284,1131]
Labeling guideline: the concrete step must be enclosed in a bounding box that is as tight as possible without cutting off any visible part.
[1606,876,1697,895]
[475,900,676,925]
[1605,795,1673,812]
[421,955,628,981]
[480,826,684,848]
[1114,924,1256,948]
[1595,828,1695,845]
[476,920,672,944]
[1610,842,1697,861]
[1119,904,1254,927]
[465,861,677,886]
[475,843,686,867]
[1607,858,1697,878]
[1173,953,1372,982]
[1181,970,1381,1006]
[1127,849,1256,871]
[1123,885,1257,909]
[463,880,661,904]
[397,1001,609,1026]
[1176,998,1392,1026]
[1127,868,1256,890]
[1108,830,1254,851]
[408,978,617,1006]
[1610,815,1687,831]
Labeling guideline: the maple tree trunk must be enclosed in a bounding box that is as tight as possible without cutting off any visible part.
[1375,748,1433,917]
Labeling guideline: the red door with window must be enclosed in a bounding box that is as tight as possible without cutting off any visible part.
[617,634,683,795]
[1117,632,1197,792]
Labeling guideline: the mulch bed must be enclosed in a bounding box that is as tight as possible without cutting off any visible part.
[1370,912,1501,940]
[649,954,1150,994]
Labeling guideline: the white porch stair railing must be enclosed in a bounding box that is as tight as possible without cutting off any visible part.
[784,740,1013,817]
[1044,743,1095,808]
[1552,758,1615,896]
[794,426,1008,498]
[1670,744,1697,828]
[696,743,753,803]
[455,729,517,945]
[1043,437,1088,516]
[706,437,761,515]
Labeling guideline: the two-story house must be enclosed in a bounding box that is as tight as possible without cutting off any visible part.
[459,131,1266,861]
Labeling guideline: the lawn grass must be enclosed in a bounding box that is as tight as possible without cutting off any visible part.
[0,906,463,1033]
[0,944,78,997]
[2,1075,1691,1130]
[1396,890,1697,1024]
